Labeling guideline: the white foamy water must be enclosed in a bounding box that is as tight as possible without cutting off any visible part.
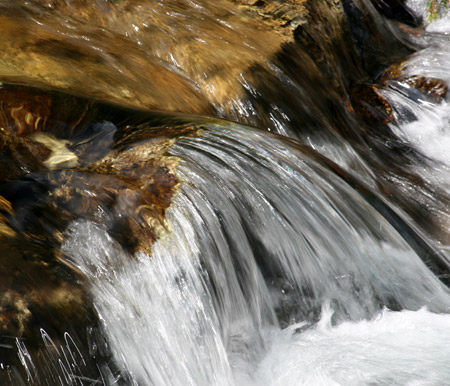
[406,0,428,20]
[379,15,450,186]
[63,218,234,386]
[382,91,450,167]
[257,305,450,386]
[406,0,450,29]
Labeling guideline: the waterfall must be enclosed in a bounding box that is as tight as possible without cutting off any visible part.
[59,124,450,385]
[2,0,450,385]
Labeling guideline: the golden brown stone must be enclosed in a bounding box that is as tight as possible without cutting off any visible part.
[401,75,448,102]
[0,126,50,181]
[381,61,448,103]
[350,84,394,126]
[0,82,205,368]
[0,0,308,117]
[0,1,212,115]
[0,196,16,238]
[0,233,88,340]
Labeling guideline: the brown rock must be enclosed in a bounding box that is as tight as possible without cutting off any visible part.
[401,75,448,102]
[350,84,394,126]
[0,83,201,380]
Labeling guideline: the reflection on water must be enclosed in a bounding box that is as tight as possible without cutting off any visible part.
[1,0,450,385]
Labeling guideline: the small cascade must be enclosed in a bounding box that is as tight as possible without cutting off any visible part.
[59,124,450,385]
[2,0,450,385]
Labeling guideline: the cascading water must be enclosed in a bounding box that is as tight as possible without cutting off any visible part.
[59,124,450,385]
[2,0,450,385]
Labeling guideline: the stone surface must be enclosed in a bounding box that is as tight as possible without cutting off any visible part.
[401,75,448,102]
[0,0,408,134]
[0,83,205,381]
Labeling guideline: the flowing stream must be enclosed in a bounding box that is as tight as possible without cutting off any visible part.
[3,1,450,385]
[61,125,450,385]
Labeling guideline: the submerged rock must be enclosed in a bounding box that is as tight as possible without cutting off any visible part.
[400,75,448,102]
[350,84,395,126]
[0,0,417,138]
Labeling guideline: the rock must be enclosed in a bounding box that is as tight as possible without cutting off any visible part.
[370,0,422,26]
[350,84,394,126]
[379,60,448,104]
[0,1,445,381]
[0,2,213,115]
[0,82,202,381]
[0,127,50,181]
[0,0,416,138]
[400,75,448,102]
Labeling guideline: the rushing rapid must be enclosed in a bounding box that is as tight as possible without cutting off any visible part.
[61,125,450,385]
[2,0,450,385]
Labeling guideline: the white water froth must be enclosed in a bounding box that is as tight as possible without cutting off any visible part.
[170,127,450,318]
[257,306,450,386]
[406,0,450,31]
[380,36,450,188]
[386,93,450,167]
[406,0,428,20]
[60,123,450,385]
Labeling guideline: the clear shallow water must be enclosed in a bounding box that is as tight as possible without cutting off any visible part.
[0,0,380,180]
[59,125,450,386]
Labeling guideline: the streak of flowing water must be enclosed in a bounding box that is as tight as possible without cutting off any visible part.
[376,12,450,246]
[0,0,396,179]
[61,124,450,385]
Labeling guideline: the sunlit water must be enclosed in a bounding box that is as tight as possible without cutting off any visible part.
[3,1,450,385]
[380,10,450,189]
[58,126,450,385]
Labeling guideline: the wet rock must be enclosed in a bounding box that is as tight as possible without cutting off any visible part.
[0,1,212,115]
[400,75,448,102]
[233,0,308,34]
[0,0,416,139]
[370,0,422,26]
[0,82,204,381]
[380,61,448,103]
[351,84,394,126]
[0,127,50,181]
[0,195,15,238]
[0,1,443,382]
[0,83,197,253]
